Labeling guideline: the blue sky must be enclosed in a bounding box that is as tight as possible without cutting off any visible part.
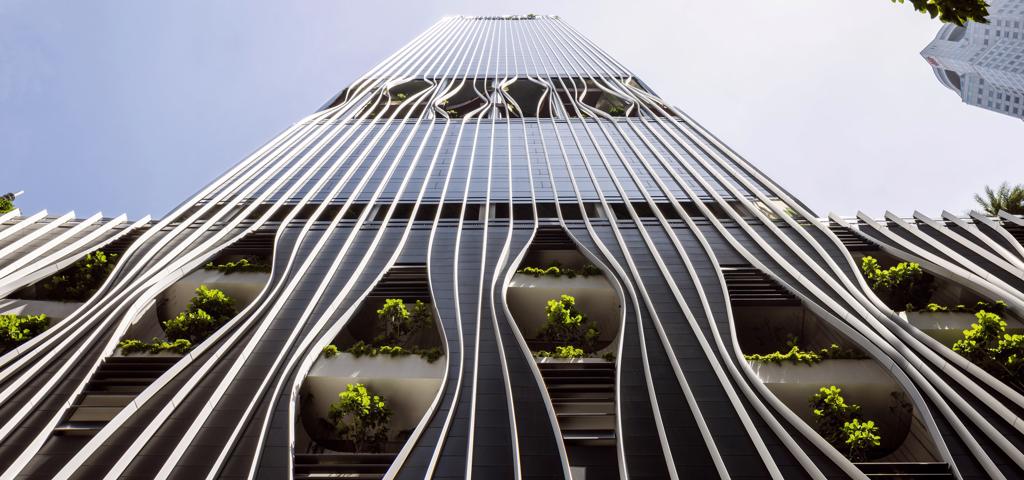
[2,0,1020,219]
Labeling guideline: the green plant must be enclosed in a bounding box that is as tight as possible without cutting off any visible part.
[204,258,271,274]
[842,419,881,462]
[538,294,599,353]
[517,262,601,279]
[118,337,192,354]
[602,351,616,362]
[345,340,442,363]
[606,105,626,116]
[917,300,1006,314]
[890,0,989,26]
[162,286,236,344]
[394,92,407,101]
[0,313,49,350]
[374,299,431,345]
[328,383,392,453]
[322,344,339,358]
[974,182,1024,215]
[809,386,880,460]
[953,310,1024,390]
[860,256,933,310]
[0,193,14,214]
[38,250,119,301]
[446,109,460,118]
[744,342,864,365]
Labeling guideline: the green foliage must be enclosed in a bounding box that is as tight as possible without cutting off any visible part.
[975,183,1024,215]
[394,92,407,101]
[39,250,119,301]
[118,337,192,354]
[809,386,880,460]
[517,262,602,279]
[810,386,860,448]
[345,340,443,363]
[203,258,270,274]
[953,310,1024,390]
[322,344,339,358]
[538,294,599,353]
[162,286,236,344]
[328,383,392,453]
[842,419,882,462]
[446,109,460,118]
[860,256,933,310]
[0,313,49,350]
[606,105,626,116]
[602,351,616,362]
[536,345,586,358]
[374,299,432,345]
[891,0,990,26]
[919,300,1007,315]
[0,193,14,214]
[744,341,864,365]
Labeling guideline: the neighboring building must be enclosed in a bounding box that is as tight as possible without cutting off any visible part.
[2,14,1024,480]
[922,0,1024,119]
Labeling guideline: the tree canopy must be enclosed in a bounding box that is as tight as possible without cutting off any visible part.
[974,182,1024,216]
[891,0,990,26]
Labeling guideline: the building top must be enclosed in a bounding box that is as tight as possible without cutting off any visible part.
[360,15,633,79]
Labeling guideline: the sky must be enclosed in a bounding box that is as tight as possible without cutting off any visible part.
[1,0,1020,220]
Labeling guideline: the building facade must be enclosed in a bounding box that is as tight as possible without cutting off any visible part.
[922,0,1024,119]
[1,14,1024,480]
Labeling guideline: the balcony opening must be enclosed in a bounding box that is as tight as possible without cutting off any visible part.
[726,264,943,472]
[358,80,431,119]
[298,265,443,476]
[505,226,622,477]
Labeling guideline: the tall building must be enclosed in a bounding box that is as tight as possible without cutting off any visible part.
[2,14,1024,480]
[921,0,1024,119]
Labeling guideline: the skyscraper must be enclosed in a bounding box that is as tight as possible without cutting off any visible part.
[922,0,1024,120]
[2,14,1024,480]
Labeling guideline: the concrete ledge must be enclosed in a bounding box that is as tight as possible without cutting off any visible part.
[899,311,1024,347]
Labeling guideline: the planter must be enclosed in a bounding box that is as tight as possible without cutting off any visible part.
[748,359,935,460]
[899,311,1024,347]
[302,352,444,445]
[534,357,613,364]
[120,269,270,341]
[0,298,84,321]
[507,273,619,342]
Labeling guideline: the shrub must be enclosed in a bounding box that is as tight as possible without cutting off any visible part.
[328,383,392,453]
[118,337,192,354]
[162,286,236,344]
[538,294,599,352]
[345,340,442,363]
[0,313,49,350]
[203,258,271,274]
[744,342,864,365]
[187,285,236,322]
[0,193,14,214]
[372,298,433,346]
[535,345,586,358]
[860,256,933,310]
[322,344,339,358]
[39,250,118,301]
[809,386,880,460]
[602,351,616,362]
[953,310,1024,390]
[842,419,881,462]
[554,345,585,358]
[918,300,1006,315]
[606,105,626,116]
[517,262,601,279]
